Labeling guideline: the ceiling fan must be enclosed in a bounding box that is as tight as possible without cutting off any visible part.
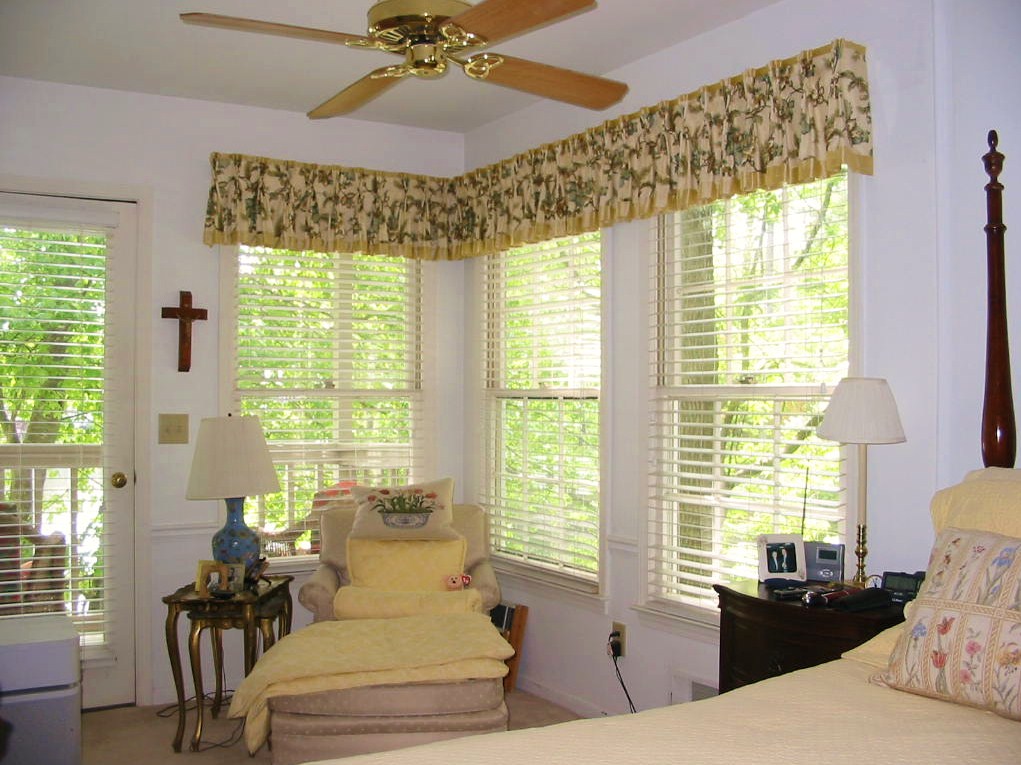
[181,0,629,119]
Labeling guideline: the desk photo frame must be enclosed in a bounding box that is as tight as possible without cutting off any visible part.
[757,534,806,582]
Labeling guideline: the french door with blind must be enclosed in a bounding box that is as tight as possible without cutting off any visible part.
[0,191,137,708]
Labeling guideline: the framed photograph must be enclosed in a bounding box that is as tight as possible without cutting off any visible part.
[757,534,806,582]
[225,563,246,593]
[194,560,228,597]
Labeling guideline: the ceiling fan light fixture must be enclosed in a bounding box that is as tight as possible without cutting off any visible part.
[408,43,448,76]
[367,0,471,42]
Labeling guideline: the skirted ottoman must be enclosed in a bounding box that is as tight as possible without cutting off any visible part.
[268,678,507,765]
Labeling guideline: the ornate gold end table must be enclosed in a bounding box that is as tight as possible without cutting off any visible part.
[162,575,293,752]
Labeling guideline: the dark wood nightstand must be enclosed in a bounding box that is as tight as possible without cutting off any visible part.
[714,581,904,693]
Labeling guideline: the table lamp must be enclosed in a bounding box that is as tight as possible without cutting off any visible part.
[817,377,906,586]
[186,414,280,578]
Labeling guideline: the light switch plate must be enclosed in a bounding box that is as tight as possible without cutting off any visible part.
[158,413,189,444]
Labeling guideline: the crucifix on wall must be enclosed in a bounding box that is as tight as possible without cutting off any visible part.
[161,291,208,372]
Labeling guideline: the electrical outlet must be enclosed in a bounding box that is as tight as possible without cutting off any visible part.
[611,621,627,657]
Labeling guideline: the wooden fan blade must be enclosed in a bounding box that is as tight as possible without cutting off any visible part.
[307,70,404,119]
[463,54,627,110]
[448,0,595,46]
[180,13,374,47]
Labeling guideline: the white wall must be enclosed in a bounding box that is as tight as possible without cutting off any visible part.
[0,77,465,704]
[463,0,1021,717]
[935,0,1021,481]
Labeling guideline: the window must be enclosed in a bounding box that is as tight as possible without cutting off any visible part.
[648,173,850,612]
[225,246,428,558]
[481,232,602,586]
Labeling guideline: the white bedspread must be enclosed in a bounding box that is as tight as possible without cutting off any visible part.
[306,654,1021,765]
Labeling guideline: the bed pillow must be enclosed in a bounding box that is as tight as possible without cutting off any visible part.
[843,600,919,668]
[349,478,458,540]
[930,468,1021,537]
[346,537,467,592]
[333,586,483,620]
[874,526,1021,720]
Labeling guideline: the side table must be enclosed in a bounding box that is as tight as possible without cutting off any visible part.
[714,581,903,693]
[163,575,293,752]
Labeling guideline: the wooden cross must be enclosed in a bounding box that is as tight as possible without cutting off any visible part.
[161,291,208,372]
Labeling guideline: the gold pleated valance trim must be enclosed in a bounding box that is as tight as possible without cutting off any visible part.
[204,39,872,260]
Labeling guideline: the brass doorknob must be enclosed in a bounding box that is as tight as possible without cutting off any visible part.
[111,472,128,489]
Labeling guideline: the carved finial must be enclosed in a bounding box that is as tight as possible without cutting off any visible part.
[984,130,1004,183]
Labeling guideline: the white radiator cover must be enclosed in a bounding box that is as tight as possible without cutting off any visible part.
[0,612,81,765]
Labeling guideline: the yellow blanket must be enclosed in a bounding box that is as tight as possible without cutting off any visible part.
[229,612,514,753]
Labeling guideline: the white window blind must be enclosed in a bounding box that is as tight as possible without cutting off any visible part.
[0,220,112,642]
[227,246,428,558]
[648,173,850,612]
[481,233,601,585]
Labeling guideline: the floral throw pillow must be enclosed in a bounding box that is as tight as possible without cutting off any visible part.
[349,478,459,540]
[874,526,1021,720]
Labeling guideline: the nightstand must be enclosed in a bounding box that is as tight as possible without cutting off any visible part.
[714,581,904,693]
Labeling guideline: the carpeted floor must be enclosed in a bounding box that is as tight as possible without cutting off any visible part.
[83,690,580,765]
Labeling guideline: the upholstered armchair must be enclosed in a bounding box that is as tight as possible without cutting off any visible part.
[262,503,512,765]
[298,503,502,622]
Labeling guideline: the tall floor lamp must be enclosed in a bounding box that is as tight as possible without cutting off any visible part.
[817,378,906,586]
[186,414,280,578]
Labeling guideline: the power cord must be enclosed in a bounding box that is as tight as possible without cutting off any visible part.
[607,630,637,713]
[156,690,246,750]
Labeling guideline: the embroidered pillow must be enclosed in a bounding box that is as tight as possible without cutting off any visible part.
[349,478,458,540]
[346,537,467,592]
[333,586,482,620]
[874,526,1021,720]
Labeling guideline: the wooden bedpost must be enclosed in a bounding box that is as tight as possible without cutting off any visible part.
[981,130,1015,467]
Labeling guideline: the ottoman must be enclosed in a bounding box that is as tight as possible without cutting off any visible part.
[268,677,507,765]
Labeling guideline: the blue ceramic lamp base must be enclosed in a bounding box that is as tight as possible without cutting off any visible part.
[211,496,261,577]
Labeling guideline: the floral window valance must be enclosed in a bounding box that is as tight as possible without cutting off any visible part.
[203,39,872,260]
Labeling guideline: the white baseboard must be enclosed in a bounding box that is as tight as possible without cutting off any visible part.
[514,675,607,719]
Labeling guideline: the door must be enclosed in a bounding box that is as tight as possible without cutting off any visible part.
[0,191,136,707]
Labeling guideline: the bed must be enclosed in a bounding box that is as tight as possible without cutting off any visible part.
[297,468,1021,765]
[283,133,1021,765]
[296,646,1019,764]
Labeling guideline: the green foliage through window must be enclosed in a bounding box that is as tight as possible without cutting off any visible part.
[482,233,601,581]
[650,173,849,609]
[233,246,423,556]
[0,224,107,631]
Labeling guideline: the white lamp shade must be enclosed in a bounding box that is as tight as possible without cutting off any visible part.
[817,377,907,444]
[186,415,281,499]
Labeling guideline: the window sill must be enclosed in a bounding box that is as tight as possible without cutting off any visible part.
[492,559,607,612]
[264,554,320,577]
[632,601,721,646]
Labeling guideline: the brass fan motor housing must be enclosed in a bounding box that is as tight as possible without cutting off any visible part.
[367,0,476,49]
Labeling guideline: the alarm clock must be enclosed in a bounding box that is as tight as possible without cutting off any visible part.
[805,542,844,582]
[881,570,926,604]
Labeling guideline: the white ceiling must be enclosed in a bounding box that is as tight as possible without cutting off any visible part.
[0,0,784,133]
